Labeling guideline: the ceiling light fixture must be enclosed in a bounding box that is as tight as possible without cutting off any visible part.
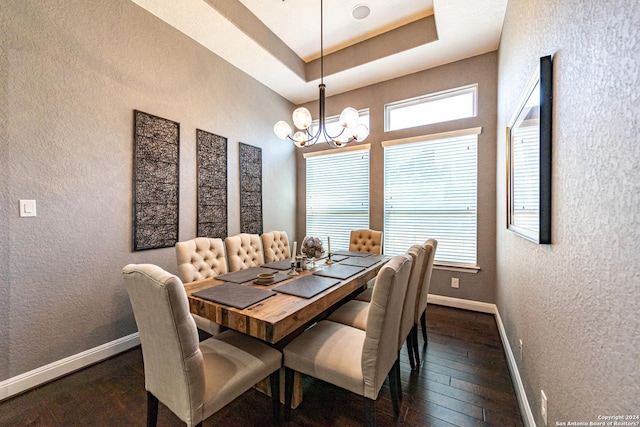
[352,4,371,20]
[273,0,369,148]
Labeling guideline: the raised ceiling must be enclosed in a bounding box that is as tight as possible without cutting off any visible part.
[131,0,508,104]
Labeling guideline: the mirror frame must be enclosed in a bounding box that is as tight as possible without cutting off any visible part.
[506,55,553,244]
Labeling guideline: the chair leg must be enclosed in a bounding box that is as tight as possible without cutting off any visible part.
[146,391,158,427]
[406,333,416,370]
[284,367,295,422]
[365,397,376,427]
[411,325,421,367]
[420,311,428,343]
[269,370,280,423]
[387,362,400,415]
[395,352,403,402]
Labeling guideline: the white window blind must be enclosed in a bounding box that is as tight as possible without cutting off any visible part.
[305,146,370,251]
[383,129,479,266]
[510,124,540,231]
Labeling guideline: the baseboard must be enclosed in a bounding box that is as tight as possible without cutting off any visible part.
[494,310,536,427]
[428,294,536,427]
[427,294,496,313]
[0,333,140,402]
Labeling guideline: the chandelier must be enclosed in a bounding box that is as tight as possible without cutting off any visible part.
[273,0,369,148]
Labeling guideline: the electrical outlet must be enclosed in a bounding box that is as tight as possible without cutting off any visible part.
[519,339,523,361]
[451,278,459,288]
[541,390,548,425]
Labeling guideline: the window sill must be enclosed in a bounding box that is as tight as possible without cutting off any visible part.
[434,263,480,274]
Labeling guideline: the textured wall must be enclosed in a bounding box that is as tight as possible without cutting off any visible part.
[0,0,295,379]
[295,52,499,303]
[496,0,639,423]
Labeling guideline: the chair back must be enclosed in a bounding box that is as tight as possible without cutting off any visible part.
[123,264,205,425]
[349,229,383,254]
[362,254,412,399]
[225,233,265,271]
[176,237,228,283]
[415,239,438,321]
[261,231,290,263]
[398,244,425,349]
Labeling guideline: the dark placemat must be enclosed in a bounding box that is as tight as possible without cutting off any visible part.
[313,264,365,280]
[215,267,279,283]
[263,259,295,270]
[340,255,384,268]
[328,254,349,262]
[253,272,292,286]
[192,283,275,309]
[273,275,341,299]
[332,250,372,258]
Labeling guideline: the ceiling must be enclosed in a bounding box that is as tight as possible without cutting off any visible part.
[131,0,508,104]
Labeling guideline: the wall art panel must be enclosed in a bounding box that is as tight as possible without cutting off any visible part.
[239,142,263,234]
[197,129,228,238]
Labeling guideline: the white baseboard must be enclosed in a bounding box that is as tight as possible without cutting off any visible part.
[427,294,535,427]
[0,333,140,402]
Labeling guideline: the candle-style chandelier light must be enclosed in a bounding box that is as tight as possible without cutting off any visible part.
[273,0,369,148]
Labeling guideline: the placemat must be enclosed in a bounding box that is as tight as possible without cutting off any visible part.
[215,267,279,283]
[253,272,292,286]
[273,275,341,299]
[262,259,295,270]
[331,250,372,258]
[192,283,275,309]
[340,255,384,268]
[327,254,349,262]
[313,264,365,280]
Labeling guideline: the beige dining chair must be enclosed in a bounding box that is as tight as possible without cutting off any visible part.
[123,263,282,427]
[224,233,265,272]
[261,230,290,263]
[283,255,412,426]
[175,237,228,336]
[349,229,383,255]
[327,244,425,374]
[410,238,437,366]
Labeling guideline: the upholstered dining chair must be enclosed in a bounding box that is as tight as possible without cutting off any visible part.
[261,231,290,263]
[175,237,228,336]
[224,233,265,272]
[410,239,437,365]
[123,264,282,427]
[349,229,383,255]
[327,244,425,374]
[283,255,412,426]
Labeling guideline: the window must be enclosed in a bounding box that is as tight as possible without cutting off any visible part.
[383,128,480,267]
[305,145,370,251]
[385,84,477,132]
[310,110,369,144]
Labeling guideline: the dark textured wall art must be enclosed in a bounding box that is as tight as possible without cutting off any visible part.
[132,110,180,251]
[239,143,263,234]
[197,129,228,238]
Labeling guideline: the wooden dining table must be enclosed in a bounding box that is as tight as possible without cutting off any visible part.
[185,253,389,346]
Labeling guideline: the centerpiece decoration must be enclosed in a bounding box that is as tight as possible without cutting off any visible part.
[301,236,325,269]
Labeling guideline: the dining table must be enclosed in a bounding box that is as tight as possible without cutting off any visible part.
[185,252,389,408]
[185,252,389,346]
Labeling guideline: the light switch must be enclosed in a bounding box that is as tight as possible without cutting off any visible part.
[19,200,37,217]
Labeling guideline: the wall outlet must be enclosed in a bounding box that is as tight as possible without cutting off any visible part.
[541,390,548,425]
[519,339,523,361]
[451,277,459,288]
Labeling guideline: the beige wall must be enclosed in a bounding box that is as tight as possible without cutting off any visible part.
[295,52,499,303]
[0,0,295,380]
[496,0,639,423]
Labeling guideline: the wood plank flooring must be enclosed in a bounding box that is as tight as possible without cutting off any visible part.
[0,305,523,426]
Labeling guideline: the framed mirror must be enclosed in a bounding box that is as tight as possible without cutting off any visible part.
[506,55,553,244]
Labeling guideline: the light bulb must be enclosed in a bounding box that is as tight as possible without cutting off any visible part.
[293,131,308,148]
[339,107,359,128]
[292,108,312,130]
[273,121,292,139]
[352,123,369,142]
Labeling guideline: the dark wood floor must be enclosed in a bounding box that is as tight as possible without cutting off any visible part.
[0,305,523,426]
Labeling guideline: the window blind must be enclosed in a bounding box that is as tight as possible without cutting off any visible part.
[383,130,479,266]
[305,147,370,251]
[510,124,540,231]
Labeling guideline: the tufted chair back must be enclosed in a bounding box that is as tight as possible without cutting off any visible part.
[261,231,290,263]
[225,233,265,272]
[349,229,383,254]
[175,238,228,283]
